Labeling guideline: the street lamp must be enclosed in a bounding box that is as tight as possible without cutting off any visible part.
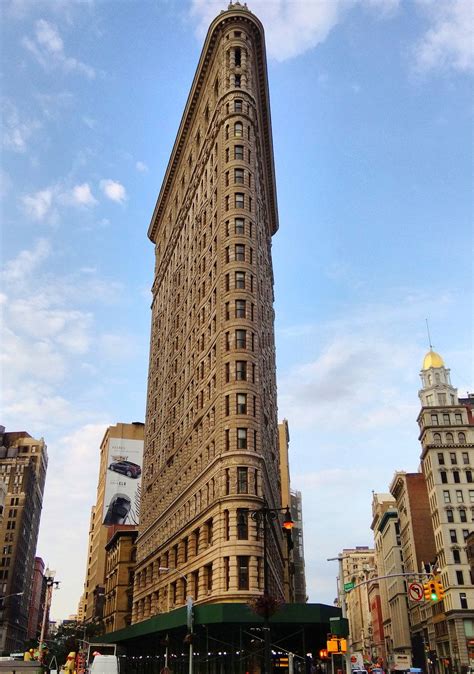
[159,566,193,674]
[250,502,294,674]
[0,592,23,606]
[39,569,60,662]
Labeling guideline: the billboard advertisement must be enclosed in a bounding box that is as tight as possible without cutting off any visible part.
[103,437,144,525]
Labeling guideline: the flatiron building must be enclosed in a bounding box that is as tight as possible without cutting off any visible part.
[133,2,284,622]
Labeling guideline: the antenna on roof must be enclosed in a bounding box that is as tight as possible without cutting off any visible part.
[425,318,433,350]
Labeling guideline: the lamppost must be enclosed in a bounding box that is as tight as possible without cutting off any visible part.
[250,502,294,674]
[39,569,60,661]
[0,592,23,608]
[159,566,193,674]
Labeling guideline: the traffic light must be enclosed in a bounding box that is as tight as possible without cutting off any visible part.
[424,580,439,602]
[423,582,432,601]
[435,578,445,600]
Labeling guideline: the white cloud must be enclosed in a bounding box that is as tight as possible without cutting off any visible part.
[1,238,51,282]
[414,0,474,73]
[135,161,148,173]
[82,115,97,129]
[191,0,400,61]
[22,188,54,221]
[71,182,97,206]
[22,19,95,78]
[100,178,127,204]
[2,100,41,153]
[35,91,74,120]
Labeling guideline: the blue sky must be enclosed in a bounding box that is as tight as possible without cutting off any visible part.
[1,0,472,619]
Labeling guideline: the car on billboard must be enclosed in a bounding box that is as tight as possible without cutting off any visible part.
[104,494,131,525]
[108,460,142,478]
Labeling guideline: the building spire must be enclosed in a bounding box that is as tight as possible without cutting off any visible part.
[425,318,433,350]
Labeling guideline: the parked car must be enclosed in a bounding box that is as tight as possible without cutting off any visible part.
[108,460,141,478]
[103,494,131,525]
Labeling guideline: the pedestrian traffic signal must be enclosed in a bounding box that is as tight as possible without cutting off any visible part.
[319,649,328,659]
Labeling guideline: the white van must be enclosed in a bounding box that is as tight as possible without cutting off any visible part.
[89,654,120,674]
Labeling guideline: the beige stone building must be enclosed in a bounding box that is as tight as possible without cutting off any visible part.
[0,427,48,654]
[389,470,436,669]
[341,547,376,657]
[417,350,474,672]
[104,528,138,633]
[371,493,411,665]
[278,419,307,603]
[81,422,144,623]
[133,2,284,623]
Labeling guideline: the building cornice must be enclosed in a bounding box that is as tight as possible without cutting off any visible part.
[147,7,278,242]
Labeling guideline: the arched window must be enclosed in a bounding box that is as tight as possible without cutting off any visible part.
[459,432,466,444]
[234,122,243,137]
[225,125,229,140]
[446,433,454,444]
[433,433,441,445]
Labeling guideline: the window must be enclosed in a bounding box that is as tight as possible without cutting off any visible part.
[451,452,457,464]
[224,556,230,590]
[434,433,442,445]
[470,490,474,503]
[450,529,457,543]
[225,468,230,494]
[467,471,473,483]
[431,414,439,425]
[446,432,454,444]
[237,509,248,539]
[453,471,460,483]
[235,271,245,288]
[462,452,469,464]
[438,393,446,405]
[234,122,243,137]
[238,556,249,589]
[443,413,450,424]
[459,433,466,444]
[237,428,247,449]
[443,490,451,503]
[237,393,247,414]
[235,192,244,208]
[446,509,454,522]
[460,593,468,609]
[460,509,467,522]
[235,74,241,88]
[234,145,244,160]
[235,300,246,318]
[234,47,241,67]
[455,412,462,423]
[235,244,245,261]
[234,99,243,112]
[456,490,464,503]
[205,563,213,592]
[453,549,461,563]
[237,467,248,493]
[225,362,230,382]
[234,168,244,184]
[235,329,247,348]
[236,360,247,381]
[463,529,469,539]
[235,217,245,234]
[438,452,445,465]
[225,147,230,162]
[441,471,448,484]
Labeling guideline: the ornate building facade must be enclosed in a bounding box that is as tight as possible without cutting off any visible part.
[418,350,474,672]
[133,3,284,623]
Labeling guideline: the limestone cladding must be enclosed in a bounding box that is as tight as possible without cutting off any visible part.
[134,5,283,624]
